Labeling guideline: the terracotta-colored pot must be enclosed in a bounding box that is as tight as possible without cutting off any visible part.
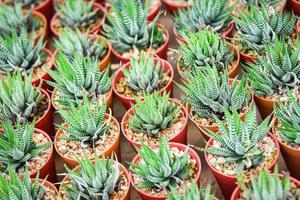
[58,161,130,200]
[33,11,48,42]
[50,3,105,37]
[272,118,300,180]
[188,86,254,141]
[112,57,174,109]
[130,142,201,200]
[38,179,59,197]
[204,133,280,200]
[290,0,300,16]
[231,174,300,200]
[35,88,55,137]
[121,98,188,151]
[97,36,112,71]
[161,0,187,13]
[177,42,240,82]
[111,23,170,64]
[240,51,256,64]
[254,94,278,120]
[54,114,121,169]
[31,0,54,28]
[32,48,54,92]
[51,87,113,112]
[174,22,235,44]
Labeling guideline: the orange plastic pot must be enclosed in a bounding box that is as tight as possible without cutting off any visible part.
[111,23,170,64]
[231,174,300,200]
[35,88,55,137]
[130,142,201,200]
[161,0,187,13]
[290,0,300,16]
[121,98,188,151]
[240,51,256,64]
[97,36,112,71]
[54,114,121,169]
[38,179,59,197]
[112,57,174,109]
[177,42,240,82]
[204,133,280,200]
[58,161,130,200]
[32,0,54,28]
[50,3,105,37]
[272,118,300,180]
[254,94,278,120]
[32,11,48,42]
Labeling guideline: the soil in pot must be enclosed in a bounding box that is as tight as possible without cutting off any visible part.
[39,179,59,200]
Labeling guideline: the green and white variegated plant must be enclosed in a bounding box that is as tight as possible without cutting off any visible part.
[56,0,99,30]
[237,167,298,200]
[202,107,271,173]
[47,53,112,107]
[0,71,41,123]
[241,0,283,7]
[0,120,51,172]
[130,136,193,191]
[103,0,164,55]
[245,38,300,98]
[235,1,296,53]
[123,53,164,93]
[167,182,215,200]
[58,95,110,148]
[64,155,121,200]
[0,29,46,76]
[179,65,251,121]
[0,166,46,199]
[54,28,107,60]
[0,3,41,36]
[274,91,300,146]
[3,0,44,8]
[179,29,234,74]
[174,0,232,37]
[128,92,180,137]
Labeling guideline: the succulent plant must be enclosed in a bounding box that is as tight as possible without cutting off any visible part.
[56,0,99,30]
[123,53,164,93]
[237,167,297,200]
[103,0,164,55]
[130,136,193,191]
[235,2,296,53]
[0,29,46,76]
[58,95,110,148]
[173,0,232,37]
[0,166,45,199]
[54,28,107,60]
[0,3,40,36]
[178,29,234,73]
[179,65,251,120]
[109,0,151,13]
[0,71,41,123]
[0,120,51,172]
[241,0,283,7]
[167,182,215,200]
[202,107,271,173]
[274,91,300,145]
[245,38,300,97]
[128,92,180,137]
[64,155,121,200]
[4,0,44,8]
[47,53,112,107]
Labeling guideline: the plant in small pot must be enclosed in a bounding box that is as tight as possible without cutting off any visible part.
[173,0,233,43]
[177,29,239,81]
[50,0,105,36]
[0,29,54,91]
[231,167,300,199]
[200,107,280,199]
[113,53,173,108]
[0,120,56,182]
[54,28,111,71]
[0,72,54,136]
[47,53,113,110]
[59,154,130,200]
[0,166,58,199]
[272,91,300,180]
[129,136,201,200]
[54,96,120,169]
[121,92,188,151]
[234,2,297,63]
[244,37,300,119]
[0,3,47,40]
[179,66,252,141]
[167,181,216,200]
[103,0,169,63]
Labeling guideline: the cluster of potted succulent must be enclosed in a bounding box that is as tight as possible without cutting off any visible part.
[0,0,299,199]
